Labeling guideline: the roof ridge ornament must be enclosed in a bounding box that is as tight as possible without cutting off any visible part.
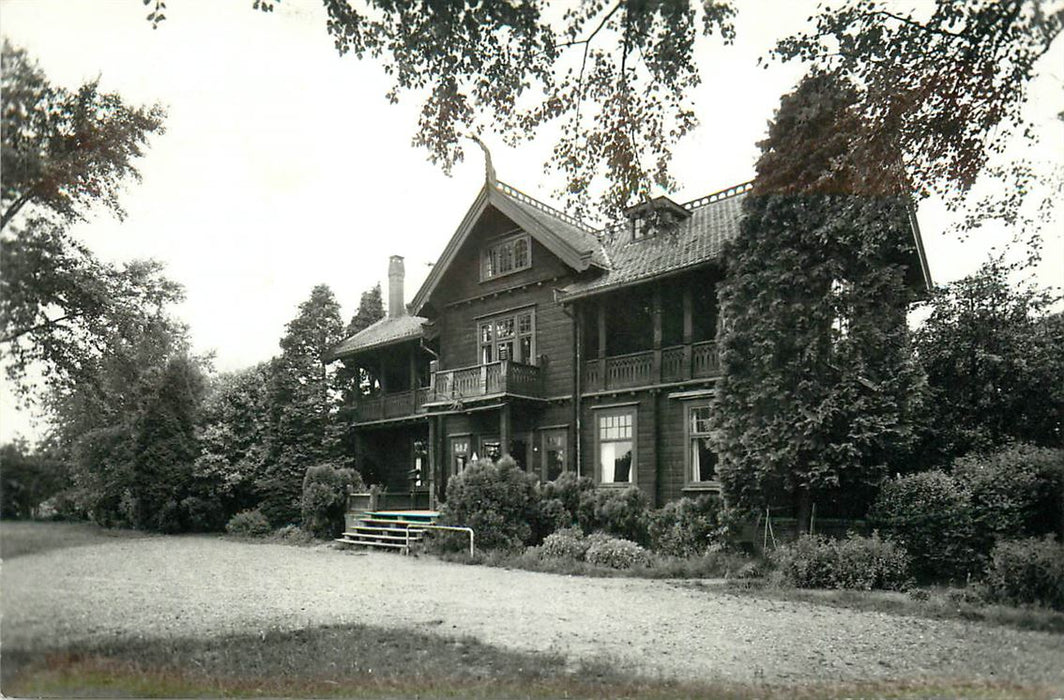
[468,134,497,186]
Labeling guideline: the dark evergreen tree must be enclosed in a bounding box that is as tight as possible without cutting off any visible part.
[711,75,927,532]
[259,284,346,525]
[346,283,384,337]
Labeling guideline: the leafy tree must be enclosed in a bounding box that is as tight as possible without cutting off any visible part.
[1,40,166,229]
[711,75,927,532]
[0,440,67,519]
[345,283,383,337]
[259,284,347,525]
[914,262,1063,459]
[193,363,273,518]
[774,1,1063,243]
[1,42,176,398]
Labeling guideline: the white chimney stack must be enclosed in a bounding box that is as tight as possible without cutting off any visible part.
[387,255,406,318]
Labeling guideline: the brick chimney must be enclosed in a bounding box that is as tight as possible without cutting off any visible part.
[387,255,406,318]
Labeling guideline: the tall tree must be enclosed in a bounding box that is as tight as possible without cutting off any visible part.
[774,0,1063,245]
[914,263,1064,460]
[1,42,175,398]
[346,283,383,337]
[711,75,927,532]
[1,40,166,229]
[259,284,347,525]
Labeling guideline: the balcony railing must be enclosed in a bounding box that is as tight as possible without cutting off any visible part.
[583,340,719,392]
[432,360,543,402]
[353,361,544,422]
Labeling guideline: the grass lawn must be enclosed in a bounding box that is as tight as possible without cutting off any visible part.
[0,520,149,560]
[1,623,1045,699]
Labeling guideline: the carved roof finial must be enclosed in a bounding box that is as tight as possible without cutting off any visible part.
[468,134,497,185]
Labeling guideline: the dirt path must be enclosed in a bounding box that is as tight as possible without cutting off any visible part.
[3,536,1062,688]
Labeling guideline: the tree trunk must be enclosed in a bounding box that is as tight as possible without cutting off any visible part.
[795,485,812,536]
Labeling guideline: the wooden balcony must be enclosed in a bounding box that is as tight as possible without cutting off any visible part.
[355,387,431,423]
[583,340,719,393]
[430,360,544,404]
[353,361,544,423]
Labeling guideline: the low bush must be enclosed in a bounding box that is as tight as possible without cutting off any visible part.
[226,508,272,537]
[772,533,911,591]
[953,444,1064,544]
[584,533,651,569]
[181,495,227,533]
[301,463,364,539]
[984,536,1064,611]
[869,470,981,582]
[539,527,590,561]
[648,494,725,557]
[272,524,316,544]
[437,456,539,551]
[577,486,651,545]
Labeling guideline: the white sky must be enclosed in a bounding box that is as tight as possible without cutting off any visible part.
[2,0,1062,443]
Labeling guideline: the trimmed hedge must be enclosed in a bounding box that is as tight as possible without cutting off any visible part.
[226,508,272,537]
[648,494,724,557]
[772,533,911,591]
[984,536,1064,611]
[869,470,981,582]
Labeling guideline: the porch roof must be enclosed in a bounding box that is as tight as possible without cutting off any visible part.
[326,314,428,361]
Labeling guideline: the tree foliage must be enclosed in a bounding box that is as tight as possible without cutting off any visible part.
[1,41,177,399]
[774,0,1063,241]
[345,282,383,337]
[259,284,347,525]
[1,40,166,229]
[913,262,1063,459]
[711,75,927,529]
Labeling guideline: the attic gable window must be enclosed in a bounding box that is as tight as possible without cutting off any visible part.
[481,234,531,281]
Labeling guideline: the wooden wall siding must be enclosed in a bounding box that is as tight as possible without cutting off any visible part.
[429,206,575,308]
[436,283,574,398]
[656,394,689,504]
[580,394,658,504]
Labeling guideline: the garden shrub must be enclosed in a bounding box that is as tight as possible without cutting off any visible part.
[301,463,364,539]
[953,444,1064,544]
[540,472,596,521]
[869,470,981,582]
[437,455,539,551]
[273,524,315,544]
[226,508,272,537]
[584,533,651,569]
[181,495,227,532]
[772,533,911,591]
[984,536,1064,611]
[648,494,724,557]
[577,486,651,545]
[539,527,591,561]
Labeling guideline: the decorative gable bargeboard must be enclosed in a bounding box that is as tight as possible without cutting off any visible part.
[328,178,931,509]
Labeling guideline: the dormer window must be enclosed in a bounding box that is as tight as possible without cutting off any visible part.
[481,234,531,280]
[625,196,691,242]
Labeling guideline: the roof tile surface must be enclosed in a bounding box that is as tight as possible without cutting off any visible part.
[329,314,426,359]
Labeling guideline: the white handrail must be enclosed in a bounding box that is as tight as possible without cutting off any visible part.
[408,524,476,556]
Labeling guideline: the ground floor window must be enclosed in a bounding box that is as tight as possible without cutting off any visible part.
[450,437,470,476]
[687,404,718,485]
[541,429,567,481]
[597,408,635,484]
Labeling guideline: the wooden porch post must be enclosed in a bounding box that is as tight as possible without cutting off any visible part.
[597,300,607,390]
[500,403,512,458]
[682,284,693,380]
[428,415,438,509]
[652,285,663,382]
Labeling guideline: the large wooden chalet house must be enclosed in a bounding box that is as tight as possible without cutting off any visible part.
[327,175,930,512]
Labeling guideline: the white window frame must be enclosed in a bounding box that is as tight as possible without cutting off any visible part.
[477,307,536,365]
[685,403,719,489]
[595,407,636,485]
[481,234,531,281]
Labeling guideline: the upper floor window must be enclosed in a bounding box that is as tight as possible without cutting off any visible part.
[481,234,531,280]
[479,308,535,364]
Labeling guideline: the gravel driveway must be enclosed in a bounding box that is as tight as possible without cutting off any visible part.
[3,536,1062,688]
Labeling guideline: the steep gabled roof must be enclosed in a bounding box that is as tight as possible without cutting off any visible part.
[410,181,607,314]
[326,314,427,361]
[561,183,752,299]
